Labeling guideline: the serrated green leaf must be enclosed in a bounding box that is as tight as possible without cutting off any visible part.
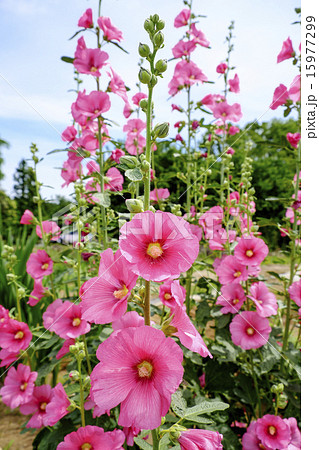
[134,437,152,449]
[184,414,213,424]
[183,400,229,420]
[125,168,143,181]
[171,391,187,417]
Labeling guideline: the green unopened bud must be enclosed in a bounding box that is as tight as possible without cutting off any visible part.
[155,59,167,73]
[153,31,164,48]
[17,287,26,299]
[144,19,154,33]
[139,99,148,111]
[149,74,158,87]
[271,383,284,394]
[119,156,138,169]
[126,199,144,213]
[149,206,156,213]
[278,393,288,409]
[141,160,151,172]
[157,19,165,30]
[69,370,80,381]
[67,401,77,413]
[153,122,169,139]
[250,225,259,232]
[138,43,151,58]
[138,67,152,85]
[83,376,91,390]
[151,14,159,23]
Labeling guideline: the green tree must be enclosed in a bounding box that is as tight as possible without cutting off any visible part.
[13,159,37,218]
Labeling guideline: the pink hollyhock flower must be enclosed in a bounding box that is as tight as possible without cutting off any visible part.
[175,133,184,143]
[199,206,224,238]
[169,61,208,96]
[105,167,124,191]
[212,101,243,122]
[81,248,138,324]
[174,8,191,27]
[169,305,212,358]
[50,301,91,339]
[36,220,61,241]
[91,326,184,430]
[86,160,100,175]
[132,92,147,106]
[229,73,240,93]
[288,280,301,315]
[0,305,9,325]
[190,224,203,242]
[216,255,249,285]
[227,147,235,155]
[45,383,70,426]
[28,279,48,307]
[256,414,291,449]
[20,209,34,225]
[288,75,301,103]
[56,338,75,360]
[199,94,225,110]
[57,426,125,450]
[43,298,64,330]
[277,37,294,63]
[73,90,111,122]
[216,62,228,74]
[199,373,206,388]
[78,8,93,28]
[108,68,129,103]
[284,417,301,450]
[74,36,87,60]
[286,132,301,149]
[159,279,186,311]
[20,384,54,428]
[125,133,146,155]
[172,40,197,58]
[74,47,109,77]
[110,148,125,164]
[0,319,32,352]
[172,103,183,112]
[208,227,236,251]
[229,311,271,350]
[112,311,144,332]
[119,211,199,282]
[178,429,223,449]
[234,236,269,266]
[123,101,133,118]
[216,283,246,314]
[61,160,82,187]
[26,250,53,279]
[0,348,20,368]
[123,426,141,447]
[270,84,289,110]
[242,421,272,450]
[228,125,240,135]
[190,23,210,47]
[97,17,123,42]
[61,125,77,142]
[150,188,170,202]
[249,282,278,317]
[123,118,146,134]
[0,364,37,409]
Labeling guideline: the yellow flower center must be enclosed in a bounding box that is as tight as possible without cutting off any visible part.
[137,360,153,379]
[232,299,239,305]
[164,293,171,300]
[15,331,24,340]
[94,109,99,114]
[246,249,254,257]
[90,67,98,72]
[113,285,129,299]
[234,271,241,278]
[81,444,92,450]
[40,402,47,411]
[41,263,49,270]
[146,242,163,259]
[246,327,255,336]
[259,445,266,450]
[72,317,81,327]
[268,425,276,436]
[20,382,28,391]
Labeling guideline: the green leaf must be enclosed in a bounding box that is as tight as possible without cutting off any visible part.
[171,391,187,418]
[68,29,86,40]
[93,192,111,207]
[134,437,152,449]
[125,168,144,181]
[159,434,171,449]
[183,400,229,420]
[61,56,75,64]
[183,414,213,424]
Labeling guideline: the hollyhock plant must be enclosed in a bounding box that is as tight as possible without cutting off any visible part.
[150,188,170,202]
[97,16,123,42]
[80,248,138,324]
[229,73,240,93]
[277,37,295,63]
[0,319,32,352]
[178,429,223,450]
[216,255,249,285]
[248,282,278,317]
[234,235,269,266]
[57,426,125,450]
[45,383,70,426]
[0,364,37,409]
[78,8,93,28]
[20,384,54,428]
[256,414,291,449]
[216,283,246,314]
[174,8,191,28]
[159,280,186,311]
[90,326,184,430]
[270,84,289,110]
[26,250,53,279]
[20,209,34,225]
[36,221,61,241]
[119,211,199,282]
[229,311,271,350]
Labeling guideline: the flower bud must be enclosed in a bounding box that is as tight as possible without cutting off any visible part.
[141,160,150,172]
[126,199,144,213]
[153,122,169,139]
[139,99,148,111]
[155,59,167,73]
[157,19,165,30]
[149,74,158,87]
[153,31,164,48]
[138,43,151,58]
[17,287,26,299]
[151,14,159,23]
[271,383,284,394]
[83,376,91,390]
[144,19,154,33]
[138,67,152,85]
[119,156,138,169]
[69,370,80,381]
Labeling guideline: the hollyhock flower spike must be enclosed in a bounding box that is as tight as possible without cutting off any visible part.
[0,364,37,409]
[119,211,199,282]
[78,8,93,28]
[90,326,184,430]
[234,235,269,266]
[20,384,54,428]
[26,250,53,279]
[178,429,223,450]
[20,209,34,225]
[248,282,278,317]
[229,311,271,350]
[277,37,295,63]
[57,426,125,450]
[256,414,291,449]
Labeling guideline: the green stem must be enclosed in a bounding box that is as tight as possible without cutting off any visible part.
[152,429,159,450]
[186,86,192,218]
[77,357,86,427]
[185,268,193,316]
[250,351,262,418]
[83,335,92,375]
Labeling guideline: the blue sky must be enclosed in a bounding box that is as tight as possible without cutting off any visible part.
[0,0,300,199]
